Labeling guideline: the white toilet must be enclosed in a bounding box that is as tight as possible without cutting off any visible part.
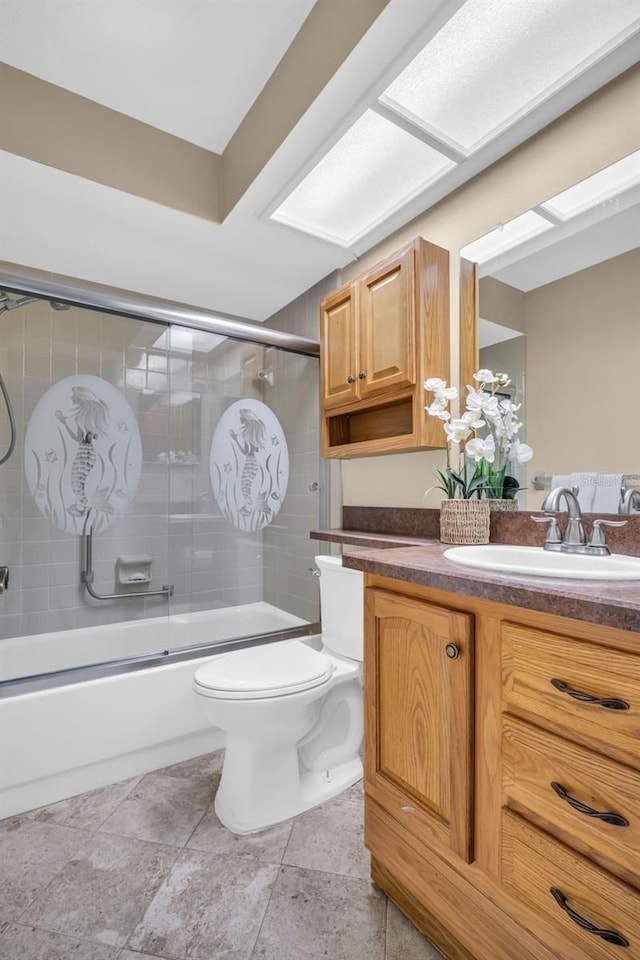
[192,555,363,834]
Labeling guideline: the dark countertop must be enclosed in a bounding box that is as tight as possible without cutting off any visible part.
[339,541,640,633]
[311,528,435,549]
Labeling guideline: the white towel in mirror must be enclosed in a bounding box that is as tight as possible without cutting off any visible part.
[550,473,596,511]
[591,474,623,514]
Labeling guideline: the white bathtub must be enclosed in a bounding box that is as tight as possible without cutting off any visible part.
[0,603,310,819]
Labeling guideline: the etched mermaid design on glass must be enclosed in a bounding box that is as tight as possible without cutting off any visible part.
[210,400,289,532]
[25,375,142,535]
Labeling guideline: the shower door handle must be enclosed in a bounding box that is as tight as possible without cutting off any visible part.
[0,566,8,595]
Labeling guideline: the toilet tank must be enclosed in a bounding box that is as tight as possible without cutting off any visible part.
[315,555,363,661]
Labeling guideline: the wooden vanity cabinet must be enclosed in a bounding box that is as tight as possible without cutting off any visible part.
[363,575,640,960]
[320,238,449,458]
[364,588,474,863]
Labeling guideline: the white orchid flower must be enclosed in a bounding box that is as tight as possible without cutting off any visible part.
[461,410,485,429]
[424,377,446,392]
[425,399,451,420]
[466,386,500,418]
[465,434,496,463]
[439,385,458,400]
[444,419,471,444]
[512,439,533,463]
[481,396,500,418]
[473,368,497,384]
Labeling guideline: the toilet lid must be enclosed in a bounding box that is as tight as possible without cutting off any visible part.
[193,640,333,699]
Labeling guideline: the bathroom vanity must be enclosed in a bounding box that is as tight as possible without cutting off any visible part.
[341,543,640,960]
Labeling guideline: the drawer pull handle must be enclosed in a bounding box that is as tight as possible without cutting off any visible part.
[550,782,629,827]
[549,887,629,948]
[550,679,629,711]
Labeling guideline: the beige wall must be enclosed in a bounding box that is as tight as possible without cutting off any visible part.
[341,65,640,507]
[479,278,526,333]
[525,249,640,510]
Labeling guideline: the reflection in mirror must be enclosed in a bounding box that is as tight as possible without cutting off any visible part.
[462,150,640,514]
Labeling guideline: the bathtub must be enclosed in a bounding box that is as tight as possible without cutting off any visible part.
[0,603,312,819]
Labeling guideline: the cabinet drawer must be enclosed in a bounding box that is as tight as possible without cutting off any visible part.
[502,811,639,960]
[503,717,640,888]
[502,623,640,764]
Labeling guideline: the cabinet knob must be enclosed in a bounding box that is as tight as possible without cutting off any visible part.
[358,370,366,380]
[445,643,460,660]
[346,375,355,384]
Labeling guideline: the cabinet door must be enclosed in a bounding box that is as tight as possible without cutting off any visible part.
[320,284,358,410]
[358,248,415,399]
[364,588,474,862]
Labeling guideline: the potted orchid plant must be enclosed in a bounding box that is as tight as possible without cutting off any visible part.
[425,369,533,502]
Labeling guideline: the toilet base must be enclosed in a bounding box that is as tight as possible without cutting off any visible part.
[214,754,363,835]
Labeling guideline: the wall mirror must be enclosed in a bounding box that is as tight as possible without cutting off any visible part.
[461,148,640,514]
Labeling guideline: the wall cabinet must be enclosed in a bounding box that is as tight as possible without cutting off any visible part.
[363,576,640,960]
[320,238,449,458]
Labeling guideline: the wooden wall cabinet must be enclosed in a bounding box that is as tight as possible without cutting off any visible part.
[363,575,640,960]
[320,238,449,458]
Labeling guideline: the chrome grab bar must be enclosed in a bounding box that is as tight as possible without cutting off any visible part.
[81,514,173,602]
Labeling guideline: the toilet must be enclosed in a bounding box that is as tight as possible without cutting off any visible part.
[192,555,363,834]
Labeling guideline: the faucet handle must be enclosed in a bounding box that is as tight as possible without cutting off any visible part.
[531,514,563,547]
[588,518,626,552]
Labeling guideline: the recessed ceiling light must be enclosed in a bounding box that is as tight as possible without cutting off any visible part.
[539,150,640,220]
[380,0,640,154]
[461,211,554,263]
[269,110,454,247]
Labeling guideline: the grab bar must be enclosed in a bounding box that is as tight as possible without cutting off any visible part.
[81,514,174,602]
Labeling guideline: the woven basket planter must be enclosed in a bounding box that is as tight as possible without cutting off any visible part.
[488,498,519,512]
[439,498,490,544]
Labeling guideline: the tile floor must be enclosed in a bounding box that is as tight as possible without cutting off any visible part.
[0,752,444,960]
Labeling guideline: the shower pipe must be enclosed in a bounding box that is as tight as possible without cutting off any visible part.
[81,513,174,602]
[0,262,320,357]
[0,370,16,465]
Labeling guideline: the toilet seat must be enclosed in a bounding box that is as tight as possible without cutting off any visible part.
[193,639,334,700]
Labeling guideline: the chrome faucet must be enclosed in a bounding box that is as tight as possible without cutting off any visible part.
[541,487,586,549]
[533,487,626,555]
[0,566,8,596]
[619,489,640,514]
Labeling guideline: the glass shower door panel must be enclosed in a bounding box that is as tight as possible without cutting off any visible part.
[0,301,172,681]
[167,336,321,654]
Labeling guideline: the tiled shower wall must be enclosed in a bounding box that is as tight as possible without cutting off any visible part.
[0,292,326,651]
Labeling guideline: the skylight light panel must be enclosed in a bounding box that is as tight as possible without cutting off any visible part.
[539,150,640,220]
[269,110,454,246]
[460,212,554,264]
[381,0,640,154]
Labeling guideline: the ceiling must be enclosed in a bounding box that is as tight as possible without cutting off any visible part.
[0,0,315,153]
[0,0,639,323]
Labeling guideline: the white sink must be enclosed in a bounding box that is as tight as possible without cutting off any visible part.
[444,545,640,580]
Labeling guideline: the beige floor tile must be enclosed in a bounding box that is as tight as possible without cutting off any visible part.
[187,803,293,864]
[0,819,92,922]
[118,952,166,960]
[251,864,386,960]
[22,777,143,831]
[385,902,445,959]
[340,778,365,804]
[20,833,178,948]
[282,798,370,879]
[0,923,119,960]
[128,849,279,960]
[98,774,210,847]
[158,749,224,785]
